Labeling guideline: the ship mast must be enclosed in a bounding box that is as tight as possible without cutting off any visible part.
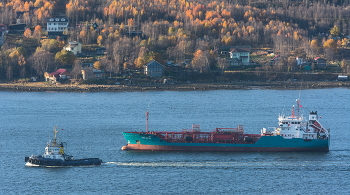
[296,99,301,118]
[291,99,301,119]
[53,127,58,146]
[146,111,149,132]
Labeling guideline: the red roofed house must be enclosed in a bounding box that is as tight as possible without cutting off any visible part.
[44,69,71,82]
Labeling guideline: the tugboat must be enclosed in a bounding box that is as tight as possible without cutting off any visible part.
[25,127,102,167]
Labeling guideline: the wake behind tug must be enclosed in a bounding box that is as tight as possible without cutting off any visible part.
[25,128,102,167]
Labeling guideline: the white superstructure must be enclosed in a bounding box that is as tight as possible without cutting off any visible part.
[42,127,66,160]
[261,99,329,140]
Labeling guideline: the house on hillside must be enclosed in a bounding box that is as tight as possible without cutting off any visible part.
[96,47,106,55]
[9,24,26,32]
[44,69,71,82]
[81,67,106,80]
[63,41,82,55]
[229,47,251,65]
[144,60,164,77]
[270,55,288,66]
[0,34,4,46]
[0,23,7,33]
[47,17,69,38]
[227,58,242,66]
[314,57,326,69]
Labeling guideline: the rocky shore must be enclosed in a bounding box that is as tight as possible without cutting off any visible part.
[0,81,349,92]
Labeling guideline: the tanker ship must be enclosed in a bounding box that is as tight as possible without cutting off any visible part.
[121,99,330,152]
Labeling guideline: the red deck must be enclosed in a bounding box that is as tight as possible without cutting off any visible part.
[143,126,262,144]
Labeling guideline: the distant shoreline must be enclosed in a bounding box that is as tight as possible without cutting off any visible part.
[0,81,349,92]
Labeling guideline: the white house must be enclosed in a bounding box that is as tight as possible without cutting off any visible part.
[63,41,82,55]
[229,47,251,65]
[46,17,69,33]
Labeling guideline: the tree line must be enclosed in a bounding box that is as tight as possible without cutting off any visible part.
[1,0,350,81]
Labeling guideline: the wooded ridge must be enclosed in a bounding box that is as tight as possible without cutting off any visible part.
[0,0,350,82]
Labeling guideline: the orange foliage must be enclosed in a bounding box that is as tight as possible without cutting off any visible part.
[24,28,32,38]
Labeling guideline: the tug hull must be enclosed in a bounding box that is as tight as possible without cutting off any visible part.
[25,157,102,167]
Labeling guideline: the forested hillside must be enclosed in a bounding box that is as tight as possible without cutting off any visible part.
[1,0,350,81]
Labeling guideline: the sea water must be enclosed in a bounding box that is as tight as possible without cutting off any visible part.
[1,88,349,194]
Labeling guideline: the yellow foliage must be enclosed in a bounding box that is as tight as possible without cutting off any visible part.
[134,57,145,68]
[341,38,348,46]
[93,61,102,70]
[323,39,337,49]
[310,40,318,48]
[9,50,20,59]
[97,35,103,46]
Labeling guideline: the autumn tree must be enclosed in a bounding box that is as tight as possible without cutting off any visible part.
[217,58,229,74]
[55,50,76,66]
[191,50,210,73]
[323,39,337,60]
[6,48,27,78]
[97,35,103,46]
[310,39,320,57]
[33,25,42,40]
[79,30,88,44]
[29,50,56,76]
[40,39,59,53]
[93,61,103,70]
[24,28,32,38]
[330,26,340,37]
[101,56,116,77]
[71,59,82,79]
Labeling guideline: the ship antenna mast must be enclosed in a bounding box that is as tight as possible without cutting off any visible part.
[296,99,301,118]
[146,111,149,132]
[296,83,302,117]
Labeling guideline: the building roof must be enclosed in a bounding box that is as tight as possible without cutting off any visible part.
[314,57,325,61]
[229,48,251,53]
[48,69,69,78]
[144,60,164,67]
[64,41,81,49]
[46,17,69,22]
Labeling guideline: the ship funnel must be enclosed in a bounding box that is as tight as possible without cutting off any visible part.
[309,111,318,121]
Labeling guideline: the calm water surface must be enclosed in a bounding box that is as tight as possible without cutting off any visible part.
[1,89,349,194]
